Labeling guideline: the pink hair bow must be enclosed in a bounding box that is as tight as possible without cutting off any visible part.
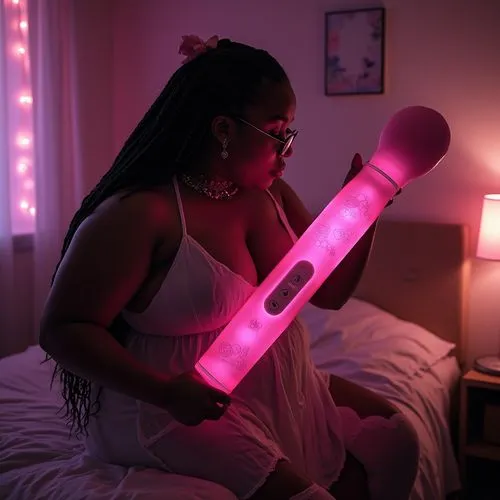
[179,34,219,64]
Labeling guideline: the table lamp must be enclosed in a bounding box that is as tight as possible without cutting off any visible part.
[196,105,451,393]
[474,194,500,376]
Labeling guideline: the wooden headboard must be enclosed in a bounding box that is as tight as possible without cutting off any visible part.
[354,220,470,366]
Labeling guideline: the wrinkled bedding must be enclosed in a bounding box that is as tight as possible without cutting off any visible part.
[0,299,461,499]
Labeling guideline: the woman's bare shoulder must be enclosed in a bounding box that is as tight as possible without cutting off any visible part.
[93,186,174,224]
[67,185,178,259]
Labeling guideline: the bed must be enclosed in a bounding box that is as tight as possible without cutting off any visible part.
[0,220,469,500]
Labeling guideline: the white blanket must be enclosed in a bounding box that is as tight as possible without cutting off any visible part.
[0,299,461,499]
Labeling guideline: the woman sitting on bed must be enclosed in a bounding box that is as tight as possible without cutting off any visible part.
[39,35,419,500]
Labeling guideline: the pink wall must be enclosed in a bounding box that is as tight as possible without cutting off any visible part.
[110,0,500,366]
[111,0,500,224]
[7,0,500,365]
[72,0,114,194]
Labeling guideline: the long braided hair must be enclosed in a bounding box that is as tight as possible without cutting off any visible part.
[47,38,289,437]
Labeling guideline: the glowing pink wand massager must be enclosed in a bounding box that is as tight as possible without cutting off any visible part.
[195,106,451,393]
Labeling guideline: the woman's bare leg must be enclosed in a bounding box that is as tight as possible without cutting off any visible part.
[253,376,396,499]
[249,456,369,500]
[328,373,399,418]
[327,374,420,500]
[249,460,334,500]
[329,451,370,499]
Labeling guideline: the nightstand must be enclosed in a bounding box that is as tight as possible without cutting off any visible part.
[459,369,500,499]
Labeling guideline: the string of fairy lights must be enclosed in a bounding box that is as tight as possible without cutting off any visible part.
[7,0,35,233]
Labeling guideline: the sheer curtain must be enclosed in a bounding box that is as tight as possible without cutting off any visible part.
[0,2,16,357]
[0,0,34,356]
[0,0,110,357]
[28,0,85,334]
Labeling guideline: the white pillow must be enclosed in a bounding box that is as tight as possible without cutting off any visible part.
[299,298,455,379]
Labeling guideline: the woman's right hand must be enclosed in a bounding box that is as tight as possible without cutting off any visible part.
[163,370,231,426]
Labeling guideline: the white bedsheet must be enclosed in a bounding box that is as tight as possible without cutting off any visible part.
[0,299,461,500]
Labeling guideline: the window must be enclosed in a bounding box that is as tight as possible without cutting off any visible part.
[3,0,34,235]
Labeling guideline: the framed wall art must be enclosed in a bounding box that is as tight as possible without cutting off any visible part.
[325,7,385,96]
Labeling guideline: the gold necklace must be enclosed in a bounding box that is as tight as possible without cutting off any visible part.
[180,173,239,201]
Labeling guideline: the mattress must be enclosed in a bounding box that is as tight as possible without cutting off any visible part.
[0,298,461,499]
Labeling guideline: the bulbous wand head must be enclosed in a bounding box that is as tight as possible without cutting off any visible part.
[369,106,451,189]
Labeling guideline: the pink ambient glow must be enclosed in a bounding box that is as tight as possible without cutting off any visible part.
[6,0,36,234]
[196,106,451,393]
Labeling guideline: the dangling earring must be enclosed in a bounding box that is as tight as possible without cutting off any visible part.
[221,137,229,160]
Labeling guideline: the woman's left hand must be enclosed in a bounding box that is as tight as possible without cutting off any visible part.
[342,153,364,188]
[343,153,401,207]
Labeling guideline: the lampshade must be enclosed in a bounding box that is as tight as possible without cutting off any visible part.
[476,194,500,260]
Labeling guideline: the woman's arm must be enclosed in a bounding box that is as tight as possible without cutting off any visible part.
[39,191,177,407]
[276,154,380,310]
[41,190,230,422]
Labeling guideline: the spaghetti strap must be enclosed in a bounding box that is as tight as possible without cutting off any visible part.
[172,176,187,236]
[264,189,298,243]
